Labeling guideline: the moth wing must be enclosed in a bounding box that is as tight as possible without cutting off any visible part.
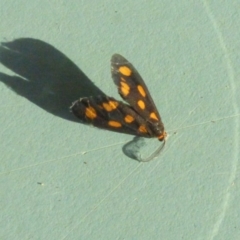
[111,54,162,122]
[71,95,152,138]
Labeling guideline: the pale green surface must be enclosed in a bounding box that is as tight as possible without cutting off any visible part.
[1,0,240,239]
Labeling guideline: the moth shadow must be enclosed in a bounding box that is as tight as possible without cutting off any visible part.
[0,39,144,160]
[0,38,105,122]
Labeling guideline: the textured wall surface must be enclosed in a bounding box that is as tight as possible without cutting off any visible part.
[1,0,240,239]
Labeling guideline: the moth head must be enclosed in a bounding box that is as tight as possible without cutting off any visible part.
[158,131,167,141]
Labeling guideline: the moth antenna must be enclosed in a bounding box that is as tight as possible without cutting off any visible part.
[139,140,165,162]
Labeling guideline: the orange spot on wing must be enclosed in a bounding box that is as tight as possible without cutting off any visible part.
[103,101,119,111]
[109,100,118,109]
[120,81,130,96]
[138,125,147,133]
[119,66,132,76]
[137,85,146,97]
[85,107,97,119]
[150,112,158,121]
[124,115,134,123]
[137,100,145,109]
[108,121,122,128]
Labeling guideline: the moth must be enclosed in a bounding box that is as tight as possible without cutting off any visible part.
[71,54,167,161]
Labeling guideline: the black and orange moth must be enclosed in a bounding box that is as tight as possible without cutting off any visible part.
[71,54,167,161]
